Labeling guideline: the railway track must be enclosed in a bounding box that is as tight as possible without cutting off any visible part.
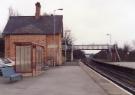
[83,59,135,94]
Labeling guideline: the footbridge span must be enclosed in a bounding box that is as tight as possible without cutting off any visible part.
[70,44,112,50]
[62,44,121,62]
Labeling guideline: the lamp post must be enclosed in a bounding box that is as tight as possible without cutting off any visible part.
[64,30,70,63]
[71,44,74,61]
[107,33,112,61]
[53,8,63,66]
[64,31,67,63]
[106,33,112,45]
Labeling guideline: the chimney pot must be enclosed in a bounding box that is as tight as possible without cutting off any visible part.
[35,2,41,19]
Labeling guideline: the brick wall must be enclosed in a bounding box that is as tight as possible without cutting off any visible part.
[4,34,62,65]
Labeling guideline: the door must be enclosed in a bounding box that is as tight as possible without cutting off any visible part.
[15,46,32,73]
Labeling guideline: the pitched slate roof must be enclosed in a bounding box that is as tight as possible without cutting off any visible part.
[3,15,63,35]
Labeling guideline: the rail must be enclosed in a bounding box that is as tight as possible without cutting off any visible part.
[83,59,135,94]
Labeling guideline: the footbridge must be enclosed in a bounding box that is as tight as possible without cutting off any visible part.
[62,44,121,62]
[71,44,113,50]
[63,44,113,50]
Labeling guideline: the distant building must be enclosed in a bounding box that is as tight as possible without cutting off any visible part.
[2,2,63,75]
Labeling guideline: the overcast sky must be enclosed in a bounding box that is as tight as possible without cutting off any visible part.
[1,0,135,49]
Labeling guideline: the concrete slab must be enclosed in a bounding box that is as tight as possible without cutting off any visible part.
[0,66,109,95]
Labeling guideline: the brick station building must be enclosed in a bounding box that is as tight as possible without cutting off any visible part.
[2,2,63,75]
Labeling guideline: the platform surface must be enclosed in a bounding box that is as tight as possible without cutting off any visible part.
[107,62,135,69]
[0,65,131,95]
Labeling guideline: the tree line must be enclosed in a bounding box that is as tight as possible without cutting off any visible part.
[94,44,135,62]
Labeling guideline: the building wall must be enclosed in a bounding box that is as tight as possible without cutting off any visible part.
[46,35,62,65]
[4,34,62,65]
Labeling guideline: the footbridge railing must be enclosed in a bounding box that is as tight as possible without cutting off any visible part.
[62,44,113,50]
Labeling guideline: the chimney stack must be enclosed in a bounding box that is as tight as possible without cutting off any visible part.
[35,2,41,19]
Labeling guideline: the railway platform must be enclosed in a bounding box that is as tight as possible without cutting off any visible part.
[107,62,135,69]
[0,63,131,95]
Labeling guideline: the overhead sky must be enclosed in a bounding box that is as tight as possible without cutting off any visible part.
[1,0,135,49]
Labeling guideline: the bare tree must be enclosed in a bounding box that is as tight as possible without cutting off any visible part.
[62,30,74,61]
[123,44,131,53]
[8,7,21,16]
[9,7,14,16]
[62,30,74,46]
